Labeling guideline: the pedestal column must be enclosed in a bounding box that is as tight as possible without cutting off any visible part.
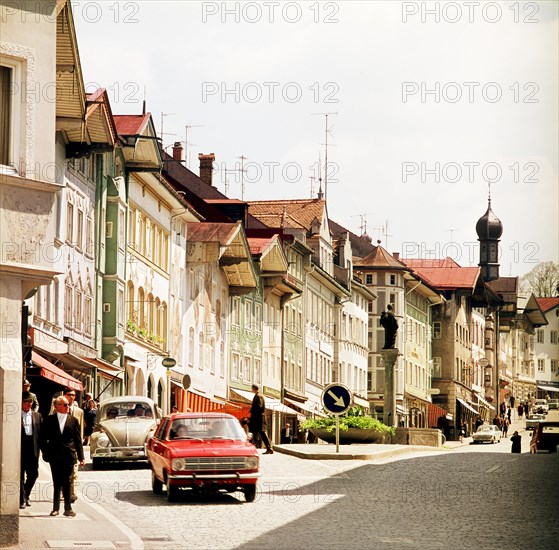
[382,348,399,428]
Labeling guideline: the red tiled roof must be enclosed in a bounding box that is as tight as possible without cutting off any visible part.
[487,277,518,294]
[247,236,275,256]
[113,113,151,136]
[403,258,461,269]
[186,222,239,246]
[355,246,408,270]
[399,257,482,290]
[536,297,559,313]
[248,199,326,231]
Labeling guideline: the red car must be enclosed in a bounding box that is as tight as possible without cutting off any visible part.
[146,412,260,502]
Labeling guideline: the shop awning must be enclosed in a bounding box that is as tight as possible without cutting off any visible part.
[284,397,326,417]
[475,393,496,410]
[457,397,478,415]
[31,351,84,391]
[186,389,228,413]
[231,389,304,418]
[427,403,451,427]
[352,394,371,409]
[537,385,559,393]
[88,358,124,380]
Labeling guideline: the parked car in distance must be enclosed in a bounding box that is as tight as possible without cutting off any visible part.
[547,399,558,411]
[147,412,260,502]
[90,396,160,468]
[533,399,549,414]
[526,413,546,431]
[534,421,559,453]
[471,424,502,444]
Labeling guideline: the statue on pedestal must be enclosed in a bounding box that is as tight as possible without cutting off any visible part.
[380,304,398,349]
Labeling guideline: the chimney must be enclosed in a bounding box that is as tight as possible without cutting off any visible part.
[198,153,215,187]
[392,252,400,260]
[172,142,183,161]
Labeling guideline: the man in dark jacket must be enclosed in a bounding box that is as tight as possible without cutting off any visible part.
[249,384,273,454]
[41,395,85,517]
[20,391,42,508]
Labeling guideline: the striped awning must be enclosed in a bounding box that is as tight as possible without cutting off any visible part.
[457,397,478,414]
[475,392,496,410]
[186,390,227,413]
[31,351,84,391]
[427,403,450,427]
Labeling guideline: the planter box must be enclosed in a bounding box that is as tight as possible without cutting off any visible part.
[310,428,388,445]
[392,427,444,447]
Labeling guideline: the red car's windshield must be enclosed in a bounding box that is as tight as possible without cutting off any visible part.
[169,417,246,441]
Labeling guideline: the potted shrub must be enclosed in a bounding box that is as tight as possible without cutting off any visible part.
[300,407,395,444]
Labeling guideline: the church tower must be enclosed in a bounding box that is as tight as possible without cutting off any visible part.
[476,194,503,282]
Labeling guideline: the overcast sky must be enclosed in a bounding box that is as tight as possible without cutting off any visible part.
[73,1,558,276]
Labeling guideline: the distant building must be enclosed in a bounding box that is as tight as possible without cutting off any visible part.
[534,297,559,399]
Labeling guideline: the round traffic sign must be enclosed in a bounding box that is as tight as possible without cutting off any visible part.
[161,357,176,368]
[321,383,353,415]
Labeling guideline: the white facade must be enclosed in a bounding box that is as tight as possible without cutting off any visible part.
[338,286,370,406]
[534,301,559,397]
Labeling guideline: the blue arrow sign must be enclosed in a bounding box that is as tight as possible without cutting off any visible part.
[321,384,353,415]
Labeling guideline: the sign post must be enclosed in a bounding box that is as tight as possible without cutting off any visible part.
[321,383,353,453]
[161,357,176,415]
[182,374,191,412]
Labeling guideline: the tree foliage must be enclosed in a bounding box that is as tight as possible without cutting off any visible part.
[520,262,559,297]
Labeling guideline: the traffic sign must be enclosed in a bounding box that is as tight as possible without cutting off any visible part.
[321,383,352,415]
[162,357,176,368]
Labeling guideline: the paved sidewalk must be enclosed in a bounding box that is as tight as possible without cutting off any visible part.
[7,460,143,550]
[443,416,528,449]
[274,441,444,460]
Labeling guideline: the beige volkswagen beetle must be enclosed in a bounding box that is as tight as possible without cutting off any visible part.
[90,396,160,469]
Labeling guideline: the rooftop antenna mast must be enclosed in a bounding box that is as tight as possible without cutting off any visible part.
[351,213,373,237]
[160,112,176,150]
[312,112,338,203]
[309,175,316,198]
[384,220,393,250]
[224,156,248,199]
[184,124,205,169]
[317,151,323,199]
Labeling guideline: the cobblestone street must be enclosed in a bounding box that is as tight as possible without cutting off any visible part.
[27,435,556,550]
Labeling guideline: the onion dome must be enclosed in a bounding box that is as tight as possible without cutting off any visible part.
[476,200,503,240]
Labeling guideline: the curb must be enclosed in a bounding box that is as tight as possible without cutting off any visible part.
[274,444,444,460]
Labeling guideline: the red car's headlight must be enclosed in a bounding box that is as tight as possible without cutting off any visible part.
[245,456,259,469]
[172,458,186,470]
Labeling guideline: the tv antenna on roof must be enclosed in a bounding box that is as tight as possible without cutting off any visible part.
[351,213,373,238]
[371,220,393,249]
[160,112,176,149]
[184,124,205,169]
[312,112,338,203]
[224,156,248,199]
